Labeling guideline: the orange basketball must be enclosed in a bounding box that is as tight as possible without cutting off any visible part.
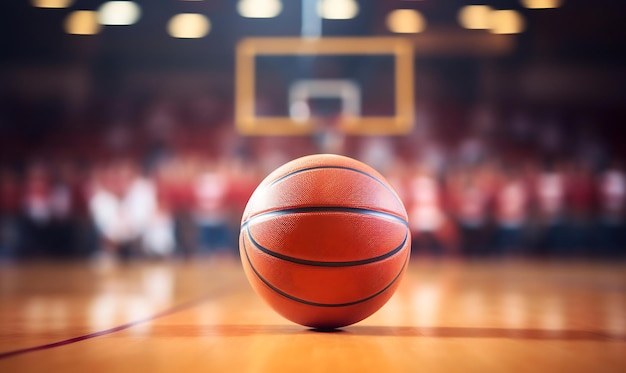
[240,154,410,329]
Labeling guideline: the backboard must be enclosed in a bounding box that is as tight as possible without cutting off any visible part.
[235,37,415,136]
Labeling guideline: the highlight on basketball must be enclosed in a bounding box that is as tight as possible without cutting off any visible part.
[0,1,625,371]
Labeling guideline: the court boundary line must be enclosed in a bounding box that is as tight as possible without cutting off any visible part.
[0,289,230,360]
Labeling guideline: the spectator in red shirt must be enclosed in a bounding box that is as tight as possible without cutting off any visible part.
[596,160,626,256]
[407,163,458,256]
[21,162,53,257]
[566,160,596,254]
[193,159,235,256]
[447,165,493,257]
[493,166,530,256]
[534,161,568,256]
[0,168,22,259]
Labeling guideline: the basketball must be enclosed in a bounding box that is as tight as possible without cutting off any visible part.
[239,154,411,329]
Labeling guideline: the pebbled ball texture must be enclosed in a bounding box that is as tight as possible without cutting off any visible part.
[240,154,410,329]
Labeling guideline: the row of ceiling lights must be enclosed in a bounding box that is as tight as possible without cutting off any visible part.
[32,0,563,38]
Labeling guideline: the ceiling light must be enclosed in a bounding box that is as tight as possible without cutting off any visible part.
[520,0,563,9]
[386,9,427,34]
[97,1,141,26]
[32,0,74,8]
[64,10,101,35]
[318,0,359,20]
[458,5,492,30]
[237,0,283,19]
[489,9,525,34]
[168,13,211,38]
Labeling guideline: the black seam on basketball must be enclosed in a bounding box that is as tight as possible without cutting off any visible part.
[242,206,409,228]
[242,236,409,308]
[271,166,381,187]
[246,225,408,267]
[268,165,404,207]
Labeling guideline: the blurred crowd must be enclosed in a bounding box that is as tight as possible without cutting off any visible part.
[1,102,625,261]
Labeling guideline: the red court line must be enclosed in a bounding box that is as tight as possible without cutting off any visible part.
[0,289,229,360]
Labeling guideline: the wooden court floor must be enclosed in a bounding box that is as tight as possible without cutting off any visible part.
[1,257,625,372]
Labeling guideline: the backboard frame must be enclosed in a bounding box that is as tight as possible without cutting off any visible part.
[235,37,415,136]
